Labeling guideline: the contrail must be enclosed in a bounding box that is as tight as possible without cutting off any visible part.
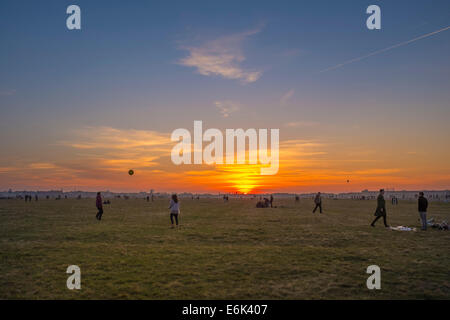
[320,25,450,73]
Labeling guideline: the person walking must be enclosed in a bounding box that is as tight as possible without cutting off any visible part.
[418,192,428,231]
[312,192,322,213]
[169,194,180,228]
[95,192,104,220]
[371,189,389,227]
[269,195,274,208]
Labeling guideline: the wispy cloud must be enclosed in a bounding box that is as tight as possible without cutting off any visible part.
[284,121,319,128]
[320,25,450,73]
[58,126,173,173]
[280,49,303,57]
[63,126,171,151]
[214,100,240,118]
[0,89,16,96]
[28,162,58,169]
[178,27,263,83]
[280,89,295,105]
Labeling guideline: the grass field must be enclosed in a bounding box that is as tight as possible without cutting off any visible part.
[0,197,449,299]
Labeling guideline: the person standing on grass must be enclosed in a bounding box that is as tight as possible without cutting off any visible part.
[169,194,180,228]
[371,189,389,227]
[270,194,274,208]
[418,192,428,231]
[95,192,103,221]
[312,192,322,213]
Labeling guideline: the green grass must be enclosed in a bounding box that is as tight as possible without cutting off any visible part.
[0,197,449,299]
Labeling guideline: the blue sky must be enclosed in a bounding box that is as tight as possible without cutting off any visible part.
[1,0,450,192]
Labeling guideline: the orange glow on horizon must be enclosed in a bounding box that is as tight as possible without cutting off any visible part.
[1,126,450,193]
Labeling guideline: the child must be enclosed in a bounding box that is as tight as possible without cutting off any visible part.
[169,194,180,228]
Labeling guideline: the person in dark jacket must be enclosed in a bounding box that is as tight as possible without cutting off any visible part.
[95,192,103,220]
[418,192,428,230]
[371,189,389,227]
[312,192,322,213]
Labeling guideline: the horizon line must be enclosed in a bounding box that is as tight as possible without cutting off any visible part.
[2,189,449,195]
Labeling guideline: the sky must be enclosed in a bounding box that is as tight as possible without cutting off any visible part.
[1,0,450,194]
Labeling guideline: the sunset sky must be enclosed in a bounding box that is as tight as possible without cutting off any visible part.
[1,0,450,194]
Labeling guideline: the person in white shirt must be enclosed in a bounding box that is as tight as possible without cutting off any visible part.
[169,194,180,227]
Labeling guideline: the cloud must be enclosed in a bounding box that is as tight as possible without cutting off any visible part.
[29,162,58,169]
[284,121,319,128]
[280,49,303,57]
[320,25,450,73]
[57,126,173,174]
[178,28,263,83]
[62,126,171,151]
[0,166,15,173]
[214,100,240,118]
[0,89,16,96]
[280,89,295,105]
